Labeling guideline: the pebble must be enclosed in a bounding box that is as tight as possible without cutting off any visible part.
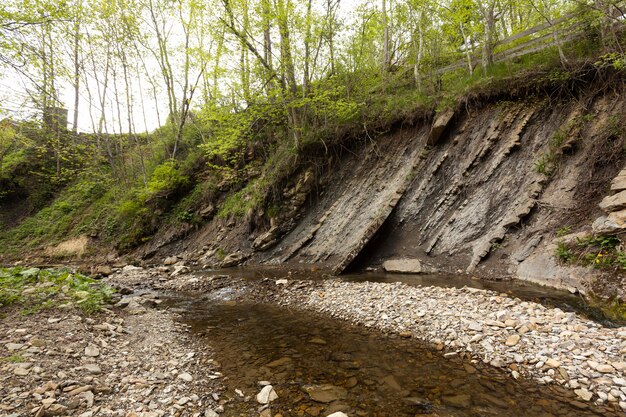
[178,372,193,382]
[256,385,278,404]
[84,345,100,357]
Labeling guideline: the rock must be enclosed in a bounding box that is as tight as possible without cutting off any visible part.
[256,385,278,404]
[164,256,179,266]
[6,343,24,351]
[220,252,249,268]
[178,372,193,382]
[95,265,113,276]
[443,394,472,408]
[505,334,520,346]
[611,175,626,192]
[204,409,219,417]
[276,279,289,285]
[381,375,402,391]
[83,364,101,374]
[575,389,594,402]
[382,259,422,274]
[599,190,626,212]
[171,265,190,277]
[428,107,455,146]
[84,344,100,357]
[13,367,29,376]
[305,384,348,403]
[326,413,349,417]
[266,357,292,368]
[596,364,615,373]
[545,358,560,368]
[252,227,279,251]
[46,404,68,416]
[309,337,327,345]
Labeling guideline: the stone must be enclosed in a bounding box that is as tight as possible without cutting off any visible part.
[220,252,249,268]
[382,259,422,274]
[164,256,179,266]
[505,334,520,346]
[83,364,101,374]
[204,409,219,417]
[309,337,327,345]
[596,364,615,373]
[6,343,24,351]
[276,279,289,285]
[13,367,29,376]
[599,190,626,212]
[611,175,626,192]
[575,389,593,402]
[256,385,278,404]
[545,359,560,368]
[95,265,113,276]
[443,394,472,408]
[326,413,348,417]
[428,107,455,146]
[178,372,193,382]
[305,384,348,403]
[381,375,402,391]
[84,344,100,357]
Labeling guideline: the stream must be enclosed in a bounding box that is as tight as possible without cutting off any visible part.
[161,270,622,417]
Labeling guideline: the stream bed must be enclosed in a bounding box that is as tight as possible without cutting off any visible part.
[162,275,621,417]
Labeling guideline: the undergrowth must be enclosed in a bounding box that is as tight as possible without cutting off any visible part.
[0,267,115,314]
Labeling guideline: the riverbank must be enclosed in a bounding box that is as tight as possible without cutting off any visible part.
[146,268,626,414]
[0,268,223,417]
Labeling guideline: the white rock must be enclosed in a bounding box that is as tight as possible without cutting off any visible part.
[575,389,594,402]
[84,344,100,357]
[256,385,278,404]
[326,413,349,417]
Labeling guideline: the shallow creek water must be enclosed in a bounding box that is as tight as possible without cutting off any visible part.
[162,274,620,417]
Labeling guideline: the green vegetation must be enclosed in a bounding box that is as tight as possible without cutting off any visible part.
[555,234,626,272]
[0,267,115,314]
[0,0,624,258]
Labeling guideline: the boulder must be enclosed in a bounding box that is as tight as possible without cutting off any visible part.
[427,108,455,146]
[599,190,626,212]
[252,227,279,251]
[220,252,249,268]
[382,258,422,274]
[592,210,626,234]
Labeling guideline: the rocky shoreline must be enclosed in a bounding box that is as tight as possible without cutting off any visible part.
[0,268,223,417]
[157,268,626,414]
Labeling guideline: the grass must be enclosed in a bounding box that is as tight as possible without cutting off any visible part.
[0,267,115,314]
[555,234,626,271]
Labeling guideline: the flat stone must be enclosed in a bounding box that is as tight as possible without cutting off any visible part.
[575,389,593,401]
[256,385,278,404]
[83,364,101,374]
[6,343,24,351]
[304,384,347,403]
[596,364,615,373]
[326,413,349,417]
[309,337,327,345]
[84,344,100,357]
[13,367,29,376]
[599,190,626,212]
[204,410,219,417]
[505,334,520,346]
[382,258,422,274]
[611,175,626,192]
[381,375,402,391]
[443,394,472,408]
[545,359,561,368]
[178,372,193,382]
[266,357,293,368]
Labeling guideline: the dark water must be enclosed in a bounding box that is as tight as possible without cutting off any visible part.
[163,288,620,417]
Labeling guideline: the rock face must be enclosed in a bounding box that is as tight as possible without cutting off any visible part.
[594,167,626,234]
[427,108,455,146]
[255,93,626,289]
[382,259,422,274]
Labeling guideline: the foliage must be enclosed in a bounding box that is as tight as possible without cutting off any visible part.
[555,234,626,272]
[0,267,115,314]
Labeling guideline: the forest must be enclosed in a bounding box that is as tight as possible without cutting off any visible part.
[0,0,624,254]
